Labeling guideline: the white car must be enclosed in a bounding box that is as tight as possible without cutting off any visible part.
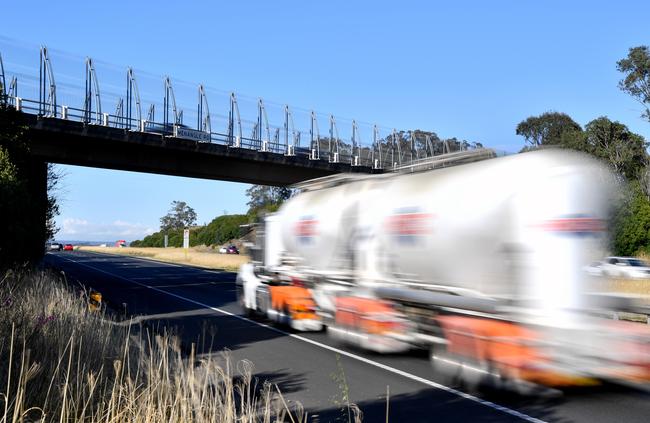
[585,257,650,279]
[48,242,63,251]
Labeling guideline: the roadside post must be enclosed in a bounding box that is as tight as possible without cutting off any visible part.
[183,228,189,260]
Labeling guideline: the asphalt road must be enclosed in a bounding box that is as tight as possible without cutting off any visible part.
[43,251,650,423]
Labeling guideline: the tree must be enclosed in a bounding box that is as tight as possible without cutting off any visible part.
[617,46,650,122]
[160,201,197,231]
[582,117,648,181]
[612,182,650,256]
[196,214,249,246]
[383,130,478,159]
[46,164,61,241]
[516,112,582,148]
[517,113,648,181]
[245,185,294,216]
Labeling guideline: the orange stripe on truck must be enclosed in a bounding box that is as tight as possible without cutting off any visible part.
[268,285,318,319]
[435,316,597,386]
[335,297,405,334]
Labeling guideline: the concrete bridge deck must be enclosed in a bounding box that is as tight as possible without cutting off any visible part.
[25,114,377,186]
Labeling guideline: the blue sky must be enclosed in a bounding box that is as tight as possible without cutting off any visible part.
[3,0,650,241]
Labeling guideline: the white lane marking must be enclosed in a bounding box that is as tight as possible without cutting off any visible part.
[143,282,223,288]
[54,254,546,423]
[75,250,229,274]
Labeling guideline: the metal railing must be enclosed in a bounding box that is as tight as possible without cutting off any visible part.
[0,44,487,170]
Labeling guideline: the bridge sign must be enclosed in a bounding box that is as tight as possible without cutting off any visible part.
[173,126,211,142]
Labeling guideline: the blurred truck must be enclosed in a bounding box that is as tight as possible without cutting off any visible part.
[237,149,650,393]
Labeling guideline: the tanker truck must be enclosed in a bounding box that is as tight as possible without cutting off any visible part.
[236,149,650,392]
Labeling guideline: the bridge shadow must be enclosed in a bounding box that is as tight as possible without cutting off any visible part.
[44,252,290,352]
[309,386,565,423]
[233,369,309,397]
[46,251,240,309]
[129,311,293,355]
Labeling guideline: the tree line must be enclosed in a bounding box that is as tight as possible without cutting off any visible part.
[516,46,650,255]
[130,187,292,248]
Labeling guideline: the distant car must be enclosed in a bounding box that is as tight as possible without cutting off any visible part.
[63,244,74,251]
[585,256,650,279]
[219,245,239,254]
[49,243,63,251]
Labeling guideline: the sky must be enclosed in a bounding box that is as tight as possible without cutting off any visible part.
[3,0,650,242]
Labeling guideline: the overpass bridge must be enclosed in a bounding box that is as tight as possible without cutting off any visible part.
[0,44,472,185]
[19,112,369,186]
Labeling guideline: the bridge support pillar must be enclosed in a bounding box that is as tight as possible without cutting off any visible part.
[25,159,49,262]
[1,107,52,268]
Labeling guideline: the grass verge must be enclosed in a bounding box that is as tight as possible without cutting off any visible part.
[0,269,305,422]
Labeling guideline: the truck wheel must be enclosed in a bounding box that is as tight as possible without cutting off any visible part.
[255,287,270,319]
[430,343,461,386]
[235,283,250,316]
[459,359,493,393]
[237,284,256,317]
[283,305,292,327]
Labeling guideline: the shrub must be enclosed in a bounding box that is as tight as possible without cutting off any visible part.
[613,183,650,256]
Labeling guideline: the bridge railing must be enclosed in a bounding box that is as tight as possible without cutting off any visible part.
[0,39,491,171]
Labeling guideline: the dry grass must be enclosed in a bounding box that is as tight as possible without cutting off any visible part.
[590,278,650,302]
[78,246,249,272]
[0,269,306,422]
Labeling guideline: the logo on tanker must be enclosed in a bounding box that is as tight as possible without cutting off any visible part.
[385,207,434,244]
[295,215,318,244]
[535,214,605,237]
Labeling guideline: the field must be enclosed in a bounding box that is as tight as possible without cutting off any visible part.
[78,246,249,272]
[592,278,650,300]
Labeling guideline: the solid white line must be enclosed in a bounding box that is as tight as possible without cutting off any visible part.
[54,254,546,423]
[143,282,224,288]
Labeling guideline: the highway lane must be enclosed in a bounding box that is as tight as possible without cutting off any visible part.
[44,251,650,422]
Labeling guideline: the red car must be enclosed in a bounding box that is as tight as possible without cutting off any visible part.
[63,244,74,251]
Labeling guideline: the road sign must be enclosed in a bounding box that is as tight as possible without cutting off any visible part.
[183,229,189,249]
[174,126,211,142]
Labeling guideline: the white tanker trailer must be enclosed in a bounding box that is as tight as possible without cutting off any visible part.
[237,149,650,392]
